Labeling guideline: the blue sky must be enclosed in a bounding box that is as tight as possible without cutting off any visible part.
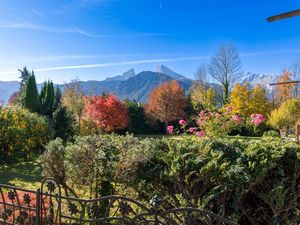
[1,0,300,83]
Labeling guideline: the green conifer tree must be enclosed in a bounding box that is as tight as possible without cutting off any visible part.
[40,81,55,116]
[53,87,62,112]
[52,106,75,142]
[24,75,40,113]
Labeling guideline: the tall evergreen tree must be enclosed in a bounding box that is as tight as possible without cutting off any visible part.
[17,67,34,106]
[24,75,40,113]
[52,106,75,142]
[18,67,31,88]
[53,87,62,112]
[40,81,55,116]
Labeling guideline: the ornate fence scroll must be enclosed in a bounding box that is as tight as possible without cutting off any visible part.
[0,178,239,225]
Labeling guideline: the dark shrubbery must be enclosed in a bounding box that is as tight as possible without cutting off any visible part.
[43,135,300,225]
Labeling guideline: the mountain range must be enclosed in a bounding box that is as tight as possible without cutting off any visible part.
[0,65,277,104]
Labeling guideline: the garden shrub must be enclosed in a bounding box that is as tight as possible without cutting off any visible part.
[0,107,52,162]
[262,130,280,138]
[42,134,300,225]
[115,137,300,225]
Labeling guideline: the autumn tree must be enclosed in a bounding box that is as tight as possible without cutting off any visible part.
[269,98,300,131]
[62,79,86,132]
[84,94,129,132]
[190,82,217,111]
[229,83,251,116]
[145,80,187,125]
[8,91,20,106]
[229,83,271,116]
[209,44,242,104]
[249,85,271,115]
[275,70,295,104]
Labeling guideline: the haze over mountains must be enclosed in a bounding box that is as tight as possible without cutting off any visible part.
[0,65,277,104]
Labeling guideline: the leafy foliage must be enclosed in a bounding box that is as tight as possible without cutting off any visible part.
[124,99,149,134]
[229,83,271,117]
[62,80,86,132]
[190,82,217,111]
[85,94,129,132]
[0,107,51,161]
[116,137,300,225]
[268,98,300,131]
[52,106,75,142]
[42,134,300,225]
[145,80,187,124]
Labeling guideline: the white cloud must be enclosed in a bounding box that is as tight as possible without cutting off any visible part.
[0,56,209,75]
[0,23,167,38]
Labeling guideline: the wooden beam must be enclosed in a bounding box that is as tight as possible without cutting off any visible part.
[270,80,300,86]
[267,9,300,22]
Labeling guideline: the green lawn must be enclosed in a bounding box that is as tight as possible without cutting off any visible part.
[0,158,43,190]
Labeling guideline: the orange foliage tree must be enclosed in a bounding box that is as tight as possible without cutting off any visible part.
[275,70,295,104]
[145,80,187,125]
[84,94,129,132]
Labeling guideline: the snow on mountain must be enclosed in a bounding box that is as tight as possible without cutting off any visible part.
[240,72,277,93]
[156,65,186,80]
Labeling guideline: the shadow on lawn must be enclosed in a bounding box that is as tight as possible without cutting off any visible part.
[0,159,43,189]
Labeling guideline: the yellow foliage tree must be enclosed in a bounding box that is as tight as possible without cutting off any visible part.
[190,82,217,111]
[269,98,300,131]
[229,83,271,116]
[249,85,271,115]
[229,83,251,115]
[62,79,86,132]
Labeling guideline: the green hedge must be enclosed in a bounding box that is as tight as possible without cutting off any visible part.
[43,135,300,225]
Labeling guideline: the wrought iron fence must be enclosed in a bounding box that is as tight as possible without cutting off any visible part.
[0,178,238,225]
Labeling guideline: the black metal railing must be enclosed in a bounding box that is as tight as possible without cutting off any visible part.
[0,178,238,225]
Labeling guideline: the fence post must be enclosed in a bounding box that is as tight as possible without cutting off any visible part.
[36,188,41,225]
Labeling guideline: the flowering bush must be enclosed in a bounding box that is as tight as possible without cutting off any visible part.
[250,114,265,126]
[166,110,267,138]
[166,125,174,134]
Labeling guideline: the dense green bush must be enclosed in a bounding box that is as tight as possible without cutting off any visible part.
[0,107,52,161]
[42,135,300,225]
[262,130,281,138]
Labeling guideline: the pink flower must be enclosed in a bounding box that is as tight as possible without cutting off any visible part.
[195,131,205,138]
[189,127,197,133]
[250,114,265,126]
[226,106,232,114]
[179,119,187,126]
[166,125,174,134]
[199,110,206,117]
[232,114,242,123]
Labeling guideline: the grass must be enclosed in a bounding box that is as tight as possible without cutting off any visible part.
[0,158,43,190]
